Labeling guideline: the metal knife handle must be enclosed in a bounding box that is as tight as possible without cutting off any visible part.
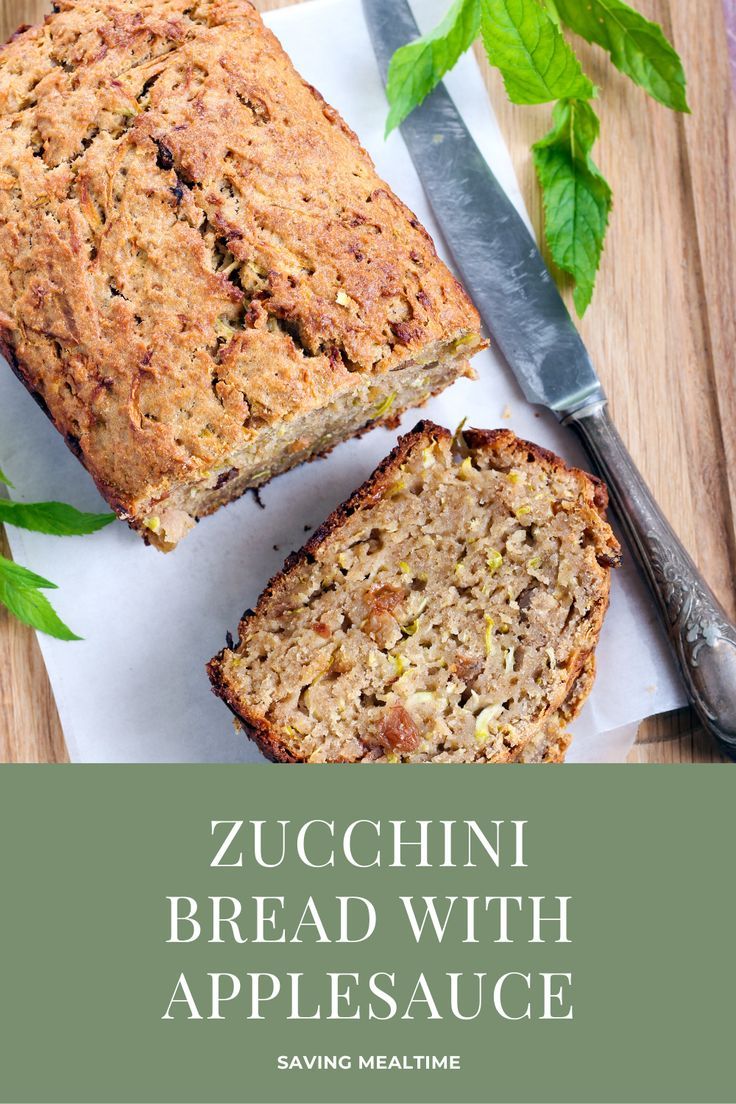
[566,402,736,760]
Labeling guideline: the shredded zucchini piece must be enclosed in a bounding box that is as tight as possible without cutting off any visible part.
[484,616,495,656]
[475,704,502,741]
[487,548,503,574]
[373,392,396,418]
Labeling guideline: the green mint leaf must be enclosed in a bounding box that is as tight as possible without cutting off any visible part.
[0,465,13,487]
[386,0,481,134]
[0,556,58,591]
[479,0,594,104]
[0,499,115,536]
[533,99,612,315]
[553,0,689,111]
[0,555,80,640]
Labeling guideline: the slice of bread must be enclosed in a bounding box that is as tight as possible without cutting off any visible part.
[208,422,620,762]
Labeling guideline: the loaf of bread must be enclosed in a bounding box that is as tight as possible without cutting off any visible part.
[208,421,620,762]
[0,1,484,549]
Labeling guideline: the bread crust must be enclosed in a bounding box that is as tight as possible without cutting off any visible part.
[0,1,482,538]
[208,420,621,763]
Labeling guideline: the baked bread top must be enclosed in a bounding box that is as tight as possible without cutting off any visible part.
[209,421,621,763]
[0,0,481,516]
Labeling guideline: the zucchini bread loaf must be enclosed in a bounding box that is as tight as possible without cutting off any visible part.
[208,422,621,763]
[0,0,484,550]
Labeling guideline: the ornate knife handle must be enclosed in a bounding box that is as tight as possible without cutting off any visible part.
[566,401,736,760]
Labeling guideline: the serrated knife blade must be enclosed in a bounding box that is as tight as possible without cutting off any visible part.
[362,0,604,417]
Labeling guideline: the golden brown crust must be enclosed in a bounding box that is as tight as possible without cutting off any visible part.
[0,1,482,530]
[207,421,620,763]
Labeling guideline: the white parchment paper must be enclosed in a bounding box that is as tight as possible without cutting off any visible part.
[0,0,685,762]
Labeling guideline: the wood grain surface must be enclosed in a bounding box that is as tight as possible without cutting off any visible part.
[0,0,733,764]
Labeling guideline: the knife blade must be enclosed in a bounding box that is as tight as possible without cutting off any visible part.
[361,0,604,418]
[361,0,736,757]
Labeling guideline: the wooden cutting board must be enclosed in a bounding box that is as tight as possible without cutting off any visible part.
[0,0,733,763]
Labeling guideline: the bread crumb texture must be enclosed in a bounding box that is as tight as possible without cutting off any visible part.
[209,422,621,763]
[0,1,483,546]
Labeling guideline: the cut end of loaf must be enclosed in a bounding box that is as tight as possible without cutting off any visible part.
[134,340,481,551]
[208,421,621,762]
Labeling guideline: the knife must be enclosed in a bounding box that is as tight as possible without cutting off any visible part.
[362,0,736,758]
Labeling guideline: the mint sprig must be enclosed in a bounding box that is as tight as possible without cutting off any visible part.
[386,0,481,133]
[0,556,81,641]
[553,0,689,111]
[0,466,115,639]
[478,0,594,104]
[532,99,612,315]
[385,0,688,314]
[0,499,114,536]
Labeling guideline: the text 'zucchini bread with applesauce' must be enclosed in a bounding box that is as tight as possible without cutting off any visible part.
[208,421,621,763]
[0,0,485,550]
